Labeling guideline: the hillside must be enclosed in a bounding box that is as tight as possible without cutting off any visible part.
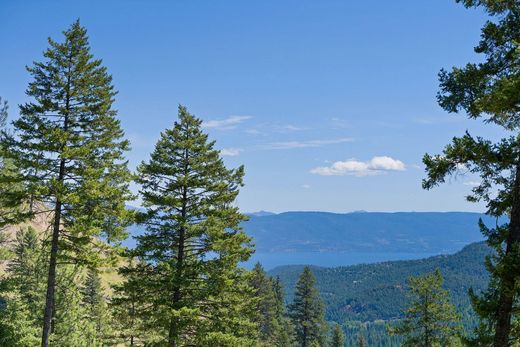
[270,242,492,323]
[244,211,500,254]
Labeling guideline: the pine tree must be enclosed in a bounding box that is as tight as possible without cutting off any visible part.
[0,227,44,346]
[331,324,345,347]
[0,227,99,346]
[112,260,152,346]
[422,2,520,345]
[272,276,295,347]
[357,332,366,347]
[0,20,133,347]
[289,266,327,347]
[389,269,461,347]
[127,105,257,346]
[82,269,112,343]
[250,263,294,346]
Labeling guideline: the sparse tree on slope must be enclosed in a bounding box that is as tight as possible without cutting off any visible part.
[390,269,461,347]
[422,1,520,345]
[289,266,327,347]
[127,106,257,346]
[331,323,345,347]
[0,20,133,347]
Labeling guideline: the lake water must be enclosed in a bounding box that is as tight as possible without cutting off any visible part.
[243,251,439,271]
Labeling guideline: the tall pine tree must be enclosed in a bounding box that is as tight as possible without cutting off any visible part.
[422,1,520,345]
[289,266,327,347]
[389,269,461,347]
[0,21,133,347]
[126,105,257,346]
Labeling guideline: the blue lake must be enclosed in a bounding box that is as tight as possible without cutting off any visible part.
[243,252,439,271]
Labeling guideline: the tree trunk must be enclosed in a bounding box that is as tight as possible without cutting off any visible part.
[41,70,70,346]
[494,161,520,347]
[168,148,189,347]
[41,179,63,347]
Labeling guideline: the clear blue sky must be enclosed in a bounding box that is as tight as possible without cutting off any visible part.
[0,0,507,213]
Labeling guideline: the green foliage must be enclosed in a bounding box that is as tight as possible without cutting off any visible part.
[250,264,294,346]
[330,323,345,347]
[0,20,133,255]
[0,227,103,346]
[0,20,133,345]
[289,266,327,347]
[389,269,462,346]
[120,106,257,346]
[357,331,366,347]
[0,227,44,346]
[423,1,520,344]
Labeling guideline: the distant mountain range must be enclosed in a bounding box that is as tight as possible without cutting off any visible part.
[243,211,504,254]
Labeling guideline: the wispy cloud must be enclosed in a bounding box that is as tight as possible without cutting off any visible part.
[311,156,406,176]
[202,115,252,130]
[463,180,480,186]
[265,137,353,150]
[220,148,242,156]
[302,184,311,189]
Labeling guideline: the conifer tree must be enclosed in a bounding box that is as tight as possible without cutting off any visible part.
[250,263,294,346]
[422,1,520,345]
[389,269,461,347]
[0,227,44,346]
[272,276,295,347]
[0,21,133,347]
[82,269,112,343]
[0,227,99,346]
[357,332,366,347]
[112,261,152,346]
[289,266,327,347]
[331,324,345,347]
[127,105,256,346]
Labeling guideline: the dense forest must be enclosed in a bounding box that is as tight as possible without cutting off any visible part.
[271,242,493,345]
[0,0,519,346]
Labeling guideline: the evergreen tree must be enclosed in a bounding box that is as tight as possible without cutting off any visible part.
[250,263,294,346]
[389,269,461,347]
[0,20,133,347]
[81,269,112,343]
[289,266,327,347]
[331,324,345,347]
[272,276,295,347]
[0,227,99,346]
[422,1,520,345]
[357,332,366,347]
[0,227,44,346]
[127,105,257,346]
[112,260,153,346]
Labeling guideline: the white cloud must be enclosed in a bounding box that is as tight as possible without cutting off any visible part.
[202,115,252,129]
[220,148,242,156]
[265,138,353,150]
[463,180,480,186]
[310,156,406,177]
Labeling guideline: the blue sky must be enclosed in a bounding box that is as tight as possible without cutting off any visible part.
[0,0,508,213]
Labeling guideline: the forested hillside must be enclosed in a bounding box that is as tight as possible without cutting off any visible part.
[271,242,493,345]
